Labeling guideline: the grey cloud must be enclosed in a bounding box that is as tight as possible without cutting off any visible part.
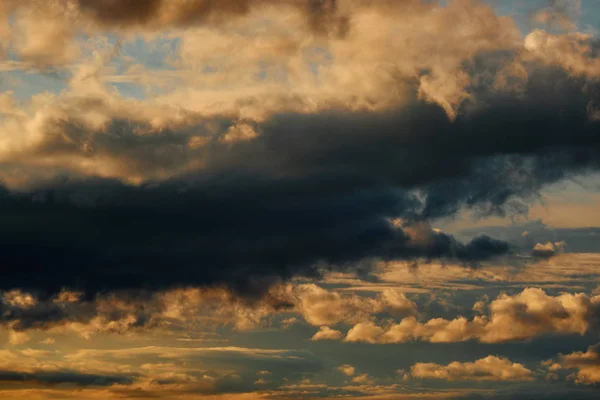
[0,25,599,299]
[0,173,512,298]
[0,369,135,386]
[531,241,565,259]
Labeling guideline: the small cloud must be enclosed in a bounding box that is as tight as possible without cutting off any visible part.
[3,290,37,308]
[351,373,374,384]
[410,356,534,381]
[311,326,343,341]
[397,369,409,381]
[39,337,56,345]
[473,295,489,314]
[281,317,298,329]
[188,136,210,149]
[532,241,566,259]
[337,364,355,376]
[220,123,259,144]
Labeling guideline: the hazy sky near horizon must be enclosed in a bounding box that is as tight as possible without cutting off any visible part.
[1,0,600,399]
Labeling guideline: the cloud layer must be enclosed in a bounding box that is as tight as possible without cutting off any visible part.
[409,356,534,382]
[343,288,600,344]
[1,0,599,299]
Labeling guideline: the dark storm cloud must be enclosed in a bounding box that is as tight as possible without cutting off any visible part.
[0,174,510,297]
[0,65,598,297]
[0,369,135,386]
[206,67,600,220]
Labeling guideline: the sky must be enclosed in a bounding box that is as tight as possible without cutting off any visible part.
[1,0,600,399]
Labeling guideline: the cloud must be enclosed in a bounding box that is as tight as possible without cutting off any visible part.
[0,282,412,338]
[0,0,599,301]
[311,326,343,341]
[293,284,417,326]
[544,343,600,384]
[524,29,600,78]
[0,346,301,396]
[66,345,323,381]
[351,373,374,384]
[337,364,356,376]
[531,0,582,32]
[0,0,349,68]
[0,369,134,386]
[410,356,534,381]
[0,176,512,297]
[76,0,345,34]
[531,241,566,259]
[0,348,138,388]
[344,288,600,343]
[0,285,295,338]
[68,345,314,362]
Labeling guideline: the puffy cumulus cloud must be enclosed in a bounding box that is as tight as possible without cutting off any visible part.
[480,287,598,343]
[531,241,566,259]
[544,343,600,384]
[311,326,343,341]
[410,356,534,382]
[344,288,600,344]
[292,284,417,326]
[337,364,356,376]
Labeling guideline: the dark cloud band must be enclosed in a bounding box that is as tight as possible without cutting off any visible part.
[0,57,599,298]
